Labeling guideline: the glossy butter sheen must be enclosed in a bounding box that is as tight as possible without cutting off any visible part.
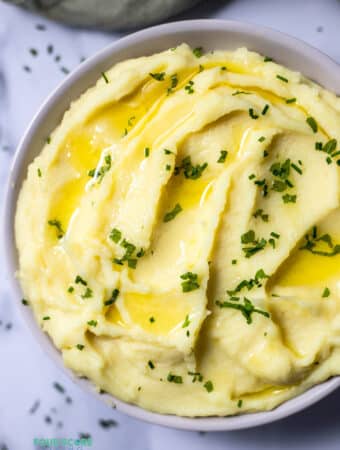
[15,44,340,416]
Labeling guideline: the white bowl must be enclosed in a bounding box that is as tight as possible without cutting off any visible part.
[5,19,340,431]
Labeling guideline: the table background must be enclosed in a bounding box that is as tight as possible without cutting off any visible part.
[1,0,340,449]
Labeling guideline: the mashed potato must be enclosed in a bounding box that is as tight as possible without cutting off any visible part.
[15,44,340,416]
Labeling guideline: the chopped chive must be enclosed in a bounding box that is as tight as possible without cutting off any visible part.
[282,193,297,203]
[149,72,165,81]
[43,316,50,321]
[262,104,269,115]
[22,299,29,306]
[237,399,243,408]
[264,56,273,62]
[217,150,228,163]
[75,275,87,286]
[104,289,119,306]
[184,80,195,94]
[29,48,38,57]
[47,219,64,239]
[101,72,109,83]
[203,380,214,393]
[322,287,330,298]
[249,108,259,119]
[144,147,150,157]
[67,286,74,293]
[149,316,155,323]
[163,203,182,222]
[258,136,266,142]
[37,168,42,177]
[180,272,200,292]
[87,320,97,327]
[306,117,318,133]
[148,360,155,369]
[232,259,237,265]
[127,258,137,269]
[81,287,93,299]
[167,373,183,384]
[76,344,84,351]
[253,208,269,222]
[286,98,296,104]
[136,248,145,258]
[182,315,190,328]
[193,47,203,58]
[291,163,302,174]
[109,228,122,243]
[324,139,336,153]
[276,74,288,83]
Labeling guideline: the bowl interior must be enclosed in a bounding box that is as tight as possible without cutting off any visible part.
[5,19,340,431]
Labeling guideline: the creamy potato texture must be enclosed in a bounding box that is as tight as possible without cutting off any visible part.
[16,44,340,416]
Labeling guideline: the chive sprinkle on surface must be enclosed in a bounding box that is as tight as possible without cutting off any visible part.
[163,203,182,222]
[217,150,228,163]
[306,117,318,133]
[322,287,330,298]
[180,272,200,292]
[276,74,288,83]
[262,104,270,115]
[167,373,183,384]
[101,72,109,83]
[149,72,165,81]
[193,47,203,58]
[249,108,259,119]
[203,380,214,393]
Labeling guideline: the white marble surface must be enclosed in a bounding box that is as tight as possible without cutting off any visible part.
[1,0,340,449]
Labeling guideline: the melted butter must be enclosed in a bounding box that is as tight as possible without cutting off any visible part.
[274,247,340,287]
[204,60,250,75]
[49,179,84,230]
[48,81,168,232]
[273,209,340,287]
[106,305,126,328]
[124,292,191,335]
[164,175,215,211]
